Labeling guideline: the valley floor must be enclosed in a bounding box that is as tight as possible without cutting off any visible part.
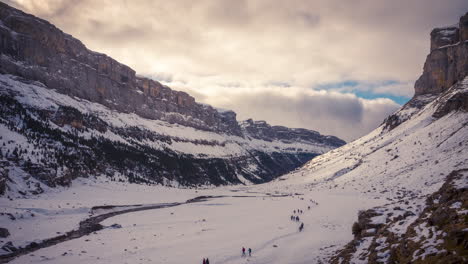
[1,178,386,264]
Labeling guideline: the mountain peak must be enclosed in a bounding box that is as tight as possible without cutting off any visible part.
[414,12,468,96]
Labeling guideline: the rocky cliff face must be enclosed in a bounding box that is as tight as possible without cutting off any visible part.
[415,13,468,96]
[383,12,468,131]
[0,3,345,193]
[0,2,241,136]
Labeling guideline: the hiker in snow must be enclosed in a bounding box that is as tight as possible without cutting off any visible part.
[206,258,210,264]
[203,258,206,264]
[299,222,304,232]
[293,210,296,214]
[248,248,252,256]
[296,216,300,222]
[242,247,246,257]
[308,206,310,210]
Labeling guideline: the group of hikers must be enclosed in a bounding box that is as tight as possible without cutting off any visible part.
[290,215,300,221]
[290,215,305,232]
[291,206,311,232]
[201,247,252,263]
[200,202,317,263]
[242,247,252,257]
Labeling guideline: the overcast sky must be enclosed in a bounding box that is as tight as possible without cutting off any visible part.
[7,0,467,141]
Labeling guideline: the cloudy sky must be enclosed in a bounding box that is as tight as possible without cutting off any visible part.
[7,0,467,141]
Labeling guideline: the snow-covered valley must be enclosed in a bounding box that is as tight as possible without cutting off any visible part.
[0,180,381,264]
[0,3,467,264]
[1,76,467,264]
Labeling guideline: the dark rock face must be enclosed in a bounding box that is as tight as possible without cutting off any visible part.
[415,13,468,96]
[433,79,468,118]
[430,27,459,52]
[0,2,241,136]
[0,164,7,195]
[0,227,10,238]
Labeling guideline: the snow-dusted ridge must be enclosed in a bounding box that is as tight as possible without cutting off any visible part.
[0,74,333,158]
[0,1,345,189]
[0,73,341,191]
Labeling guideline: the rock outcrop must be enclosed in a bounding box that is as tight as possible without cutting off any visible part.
[384,12,468,131]
[415,13,468,96]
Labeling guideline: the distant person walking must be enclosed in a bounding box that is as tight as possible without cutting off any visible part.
[248,248,252,256]
[203,258,206,264]
[299,222,304,232]
[206,258,210,264]
[242,247,246,257]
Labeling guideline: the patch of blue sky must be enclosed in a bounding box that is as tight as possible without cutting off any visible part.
[315,80,411,105]
[352,90,410,105]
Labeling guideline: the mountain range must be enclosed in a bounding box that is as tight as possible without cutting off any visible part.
[0,2,344,193]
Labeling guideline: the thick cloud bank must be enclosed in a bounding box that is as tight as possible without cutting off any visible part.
[7,0,466,140]
[180,85,400,141]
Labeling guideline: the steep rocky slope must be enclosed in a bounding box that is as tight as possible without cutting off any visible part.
[0,2,344,194]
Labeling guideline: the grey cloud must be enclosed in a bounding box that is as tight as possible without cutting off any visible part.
[202,90,399,141]
[6,0,464,139]
[11,0,467,83]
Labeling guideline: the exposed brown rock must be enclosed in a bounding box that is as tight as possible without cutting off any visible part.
[433,90,468,118]
[415,12,468,96]
[430,27,459,52]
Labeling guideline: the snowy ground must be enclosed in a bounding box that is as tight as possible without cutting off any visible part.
[1,79,467,263]
[1,179,383,264]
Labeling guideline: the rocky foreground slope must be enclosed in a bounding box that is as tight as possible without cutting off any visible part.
[0,2,344,195]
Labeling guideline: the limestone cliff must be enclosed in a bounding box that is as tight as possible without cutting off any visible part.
[383,12,468,131]
[415,13,468,96]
